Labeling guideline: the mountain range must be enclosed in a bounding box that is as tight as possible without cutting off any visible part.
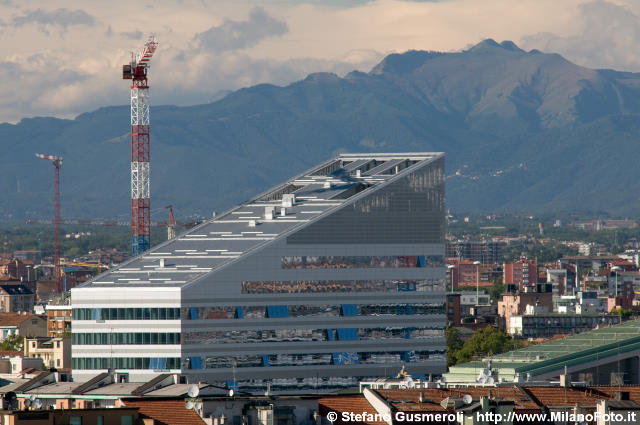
[2,39,640,221]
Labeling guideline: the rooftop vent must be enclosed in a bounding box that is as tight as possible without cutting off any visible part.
[159,258,165,268]
[248,220,257,227]
[356,170,361,178]
[323,181,332,189]
[282,194,295,208]
[280,208,287,217]
[264,207,275,220]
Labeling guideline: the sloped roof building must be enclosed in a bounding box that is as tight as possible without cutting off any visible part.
[71,153,447,392]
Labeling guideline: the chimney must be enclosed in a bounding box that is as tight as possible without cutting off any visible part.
[280,208,286,217]
[323,181,332,189]
[356,170,361,178]
[264,207,274,220]
[282,194,295,208]
[248,220,257,228]
[159,258,165,268]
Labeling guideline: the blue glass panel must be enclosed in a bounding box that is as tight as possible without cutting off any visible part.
[397,282,417,292]
[262,355,270,367]
[403,351,417,362]
[149,358,158,369]
[92,308,101,320]
[337,328,359,341]
[189,307,198,320]
[341,304,358,316]
[332,352,359,365]
[226,380,239,391]
[266,305,289,318]
[417,256,426,267]
[326,329,335,341]
[190,357,203,369]
[236,306,244,319]
[157,358,167,369]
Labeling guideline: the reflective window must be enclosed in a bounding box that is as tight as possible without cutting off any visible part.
[241,279,444,294]
[282,255,444,269]
[72,308,180,321]
[287,157,445,244]
[184,327,443,345]
[72,333,181,345]
[72,357,180,370]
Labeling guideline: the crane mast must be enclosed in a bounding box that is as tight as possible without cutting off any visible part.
[35,153,63,292]
[123,36,158,257]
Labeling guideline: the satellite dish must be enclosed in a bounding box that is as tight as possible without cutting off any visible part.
[185,401,195,410]
[478,376,487,384]
[440,376,446,383]
[29,394,37,401]
[187,384,199,398]
[24,400,31,407]
[228,389,235,397]
[486,377,495,385]
[33,399,43,409]
[462,394,473,405]
[195,402,202,410]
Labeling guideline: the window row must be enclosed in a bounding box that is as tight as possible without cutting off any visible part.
[184,327,444,345]
[281,255,444,269]
[73,357,181,370]
[242,279,444,294]
[73,308,180,321]
[72,332,181,345]
[183,303,444,320]
[185,350,445,369]
[74,302,445,321]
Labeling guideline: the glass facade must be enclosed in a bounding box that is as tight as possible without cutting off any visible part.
[73,308,180,321]
[287,157,445,244]
[184,327,443,344]
[241,279,443,294]
[73,357,181,370]
[73,332,181,345]
[281,255,444,269]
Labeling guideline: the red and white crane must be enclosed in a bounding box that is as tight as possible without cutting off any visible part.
[122,35,158,257]
[35,153,63,291]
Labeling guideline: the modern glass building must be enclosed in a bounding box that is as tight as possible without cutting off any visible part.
[71,153,447,392]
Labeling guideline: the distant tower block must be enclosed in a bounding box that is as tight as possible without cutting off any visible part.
[123,36,158,257]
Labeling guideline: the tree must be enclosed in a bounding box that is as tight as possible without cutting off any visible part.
[450,326,522,366]
[0,334,24,351]
[446,327,463,367]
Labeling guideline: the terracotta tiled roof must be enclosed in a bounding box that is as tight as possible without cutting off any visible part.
[522,386,610,407]
[122,400,206,425]
[0,350,22,357]
[0,312,37,327]
[318,395,385,425]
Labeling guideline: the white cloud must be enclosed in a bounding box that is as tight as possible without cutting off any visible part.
[10,8,95,33]
[193,7,288,52]
[520,0,640,71]
[0,0,639,124]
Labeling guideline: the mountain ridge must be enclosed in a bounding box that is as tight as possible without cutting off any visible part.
[2,39,640,220]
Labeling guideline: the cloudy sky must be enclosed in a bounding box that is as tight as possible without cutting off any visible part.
[1,0,639,124]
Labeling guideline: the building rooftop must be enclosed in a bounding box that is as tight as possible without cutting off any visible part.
[0,312,41,327]
[446,318,640,382]
[121,399,207,425]
[78,153,443,289]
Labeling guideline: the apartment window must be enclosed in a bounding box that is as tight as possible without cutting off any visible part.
[69,417,82,425]
[121,416,133,425]
[97,416,104,425]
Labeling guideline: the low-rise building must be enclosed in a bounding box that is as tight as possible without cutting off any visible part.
[0,284,34,313]
[46,301,72,338]
[0,313,47,340]
[508,313,621,338]
[23,337,71,369]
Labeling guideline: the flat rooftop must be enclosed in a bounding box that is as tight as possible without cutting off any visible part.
[79,153,443,288]
[446,318,640,381]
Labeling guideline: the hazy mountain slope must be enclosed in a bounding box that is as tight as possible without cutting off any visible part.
[2,39,640,220]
